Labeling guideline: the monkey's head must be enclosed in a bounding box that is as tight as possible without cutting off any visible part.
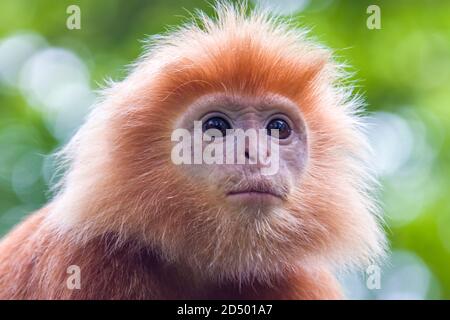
[50,4,385,283]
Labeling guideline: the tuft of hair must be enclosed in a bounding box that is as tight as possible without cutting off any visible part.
[46,2,386,283]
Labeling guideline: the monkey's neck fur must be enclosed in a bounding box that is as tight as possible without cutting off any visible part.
[0,207,342,299]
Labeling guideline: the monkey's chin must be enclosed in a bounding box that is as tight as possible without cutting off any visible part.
[226,191,283,208]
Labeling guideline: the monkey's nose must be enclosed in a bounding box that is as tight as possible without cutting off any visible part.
[244,143,270,164]
[244,147,258,163]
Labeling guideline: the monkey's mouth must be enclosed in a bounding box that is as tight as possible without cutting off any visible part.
[226,187,284,204]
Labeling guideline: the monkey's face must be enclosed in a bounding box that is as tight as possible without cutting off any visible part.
[174,93,308,215]
[132,91,318,282]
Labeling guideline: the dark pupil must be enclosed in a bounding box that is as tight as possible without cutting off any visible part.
[267,119,291,139]
[202,117,231,137]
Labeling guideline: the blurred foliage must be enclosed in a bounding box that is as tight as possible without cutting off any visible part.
[0,0,449,299]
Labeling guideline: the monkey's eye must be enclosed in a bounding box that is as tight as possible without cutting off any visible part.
[267,119,291,139]
[202,117,231,137]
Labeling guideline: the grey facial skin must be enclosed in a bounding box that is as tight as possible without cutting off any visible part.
[174,93,309,211]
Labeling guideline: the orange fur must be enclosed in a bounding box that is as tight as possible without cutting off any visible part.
[0,3,385,299]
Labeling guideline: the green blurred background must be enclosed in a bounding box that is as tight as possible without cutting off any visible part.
[0,0,449,299]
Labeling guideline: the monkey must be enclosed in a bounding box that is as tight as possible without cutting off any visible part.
[0,3,386,299]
